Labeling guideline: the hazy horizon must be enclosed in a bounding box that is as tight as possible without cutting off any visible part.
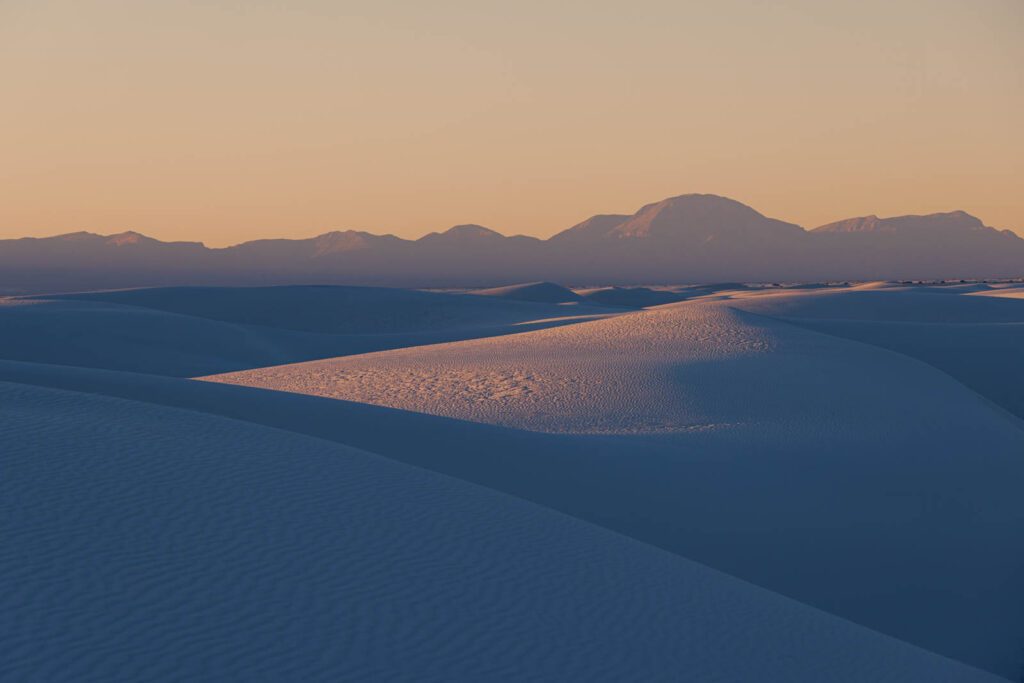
[3,192,1021,247]
[2,0,1021,246]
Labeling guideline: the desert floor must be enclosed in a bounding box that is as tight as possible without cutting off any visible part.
[4,280,1024,681]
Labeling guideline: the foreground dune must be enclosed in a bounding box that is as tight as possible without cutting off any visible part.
[4,377,1000,682]
[205,292,1024,677]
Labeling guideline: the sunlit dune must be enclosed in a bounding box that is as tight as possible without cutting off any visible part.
[201,283,1024,677]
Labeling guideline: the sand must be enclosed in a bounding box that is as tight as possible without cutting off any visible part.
[1,285,616,376]
[4,281,1024,679]
[205,286,1024,677]
[4,376,1001,681]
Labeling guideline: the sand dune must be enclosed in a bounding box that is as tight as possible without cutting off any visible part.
[574,285,688,308]
[6,281,1024,679]
[727,286,1024,420]
[42,285,612,333]
[470,281,583,303]
[4,377,1001,682]
[2,286,615,376]
[971,285,1024,299]
[205,293,1024,677]
[0,298,346,376]
[727,285,1024,322]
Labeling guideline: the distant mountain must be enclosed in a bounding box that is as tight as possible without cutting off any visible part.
[571,194,804,241]
[546,194,810,283]
[417,224,510,244]
[813,211,999,235]
[1,194,1021,293]
[547,214,631,244]
[808,210,1024,280]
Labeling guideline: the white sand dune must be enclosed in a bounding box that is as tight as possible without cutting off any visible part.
[41,285,613,333]
[572,282,753,309]
[0,298,345,376]
[727,286,1024,420]
[574,285,689,308]
[726,285,1024,322]
[848,280,899,290]
[6,281,1024,679]
[205,294,1024,678]
[971,285,1024,299]
[470,281,583,303]
[4,377,1002,682]
[2,285,615,376]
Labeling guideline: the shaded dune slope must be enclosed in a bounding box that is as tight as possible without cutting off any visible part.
[574,286,688,308]
[727,287,1024,420]
[198,299,1024,678]
[3,378,1001,682]
[5,352,1024,677]
[39,285,609,333]
[470,281,582,304]
[2,286,615,376]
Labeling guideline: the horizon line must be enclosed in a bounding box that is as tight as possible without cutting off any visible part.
[2,193,1011,248]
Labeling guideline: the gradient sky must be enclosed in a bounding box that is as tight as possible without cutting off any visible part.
[1,0,1021,245]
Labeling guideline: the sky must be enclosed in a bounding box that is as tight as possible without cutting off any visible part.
[1,0,1021,246]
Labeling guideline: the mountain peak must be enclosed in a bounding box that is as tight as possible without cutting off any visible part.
[612,193,803,241]
[418,224,505,243]
[445,224,503,238]
[312,230,397,255]
[106,230,155,246]
[655,192,752,206]
[812,216,882,233]
[550,194,797,244]
[51,230,103,242]
[813,211,988,235]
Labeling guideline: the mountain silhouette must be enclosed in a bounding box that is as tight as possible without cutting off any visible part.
[574,194,804,241]
[808,210,1024,280]
[2,194,1020,293]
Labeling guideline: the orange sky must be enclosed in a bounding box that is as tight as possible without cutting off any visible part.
[1,0,1021,246]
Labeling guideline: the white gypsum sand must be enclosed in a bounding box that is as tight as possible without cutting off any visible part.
[204,287,1024,677]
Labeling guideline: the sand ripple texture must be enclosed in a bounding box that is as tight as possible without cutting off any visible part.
[2,380,1001,682]
[204,302,777,434]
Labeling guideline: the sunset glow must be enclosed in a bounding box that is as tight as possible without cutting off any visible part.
[2,0,1021,245]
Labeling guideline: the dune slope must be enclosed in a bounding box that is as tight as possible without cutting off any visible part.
[204,297,1024,678]
[727,286,1024,419]
[4,378,1002,682]
[470,281,582,303]
[2,286,614,376]
[40,285,609,333]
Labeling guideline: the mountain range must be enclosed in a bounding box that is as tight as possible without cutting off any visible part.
[2,194,1021,293]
